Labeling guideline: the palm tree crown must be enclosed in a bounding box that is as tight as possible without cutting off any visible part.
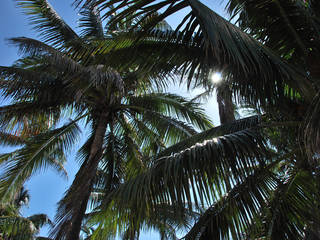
[0,1,213,239]
[66,0,320,239]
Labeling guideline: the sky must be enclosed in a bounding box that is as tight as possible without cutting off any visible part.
[0,0,228,238]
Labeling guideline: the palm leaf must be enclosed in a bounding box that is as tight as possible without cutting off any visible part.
[264,170,318,240]
[0,121,80,203]
[8,37,124,95]
[79,4,105,39]
[156,115,261,159]
[126,93,213,131]
[77,0,315,103]
[184,161,279,240]
[0,214,51,239]
[14,0,79,46]
[0,132,26,147]
[27,214,52,230]
[226,0,320,59]
[303,91,320,160]
[98,127,269,225]
[0,216,35,240]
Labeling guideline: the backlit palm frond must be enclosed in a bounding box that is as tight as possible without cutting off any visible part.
[100,130,124,190]
[226,0,320,58]
[186,0,313,104]
[0,63,77,122]
[184,162,278,240]
[14,0,79,47]
[88,30,206,90]
[119,112,166,160]
[126,93,213,131]
[87,201,197,240]
[77,0,314,103]
[157,115,261,159]
[138,111,199,145]
[0,65,72,133]
[249,170,318,240]
[98,128,269,227]
[114,113,151,176]
[0,121,81,203]
[74,0,187,27]
[0,67,70,108]
[143,203,197,239]
[0,66,60,101]
[9,37,58,57]
[123,106,199,155]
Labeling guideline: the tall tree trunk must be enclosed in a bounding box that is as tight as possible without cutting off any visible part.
[217,85,235,125]
[216,84,235,194]
[59,111,109,240]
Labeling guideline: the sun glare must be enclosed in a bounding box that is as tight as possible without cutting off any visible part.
[210,72,222,84]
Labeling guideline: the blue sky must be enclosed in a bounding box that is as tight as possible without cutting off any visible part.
[0,0,227,238]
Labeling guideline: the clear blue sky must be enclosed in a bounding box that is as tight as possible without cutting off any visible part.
[0,0,227,238]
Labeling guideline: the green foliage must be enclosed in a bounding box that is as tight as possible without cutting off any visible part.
[2,0,320,239]
[67,0,320,239]
[0,187,52,240]
[0,1,214,239]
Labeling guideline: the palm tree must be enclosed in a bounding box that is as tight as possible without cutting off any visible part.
[0,1,213,239]
[0,187,52,240]
[69,0,320,239]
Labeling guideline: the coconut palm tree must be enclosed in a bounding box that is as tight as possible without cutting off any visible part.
[0,187,52,240]
[69,0,320,239]
[0,1,213,239]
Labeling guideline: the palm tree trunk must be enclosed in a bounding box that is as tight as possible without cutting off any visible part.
[65,111,109,240]
[216,85,235,194]
[217,85,235,125]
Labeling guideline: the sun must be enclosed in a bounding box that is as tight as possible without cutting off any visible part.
[210,72,222,84]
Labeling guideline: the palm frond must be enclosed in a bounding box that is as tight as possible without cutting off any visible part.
[0,102,62,138]
[13,186,30,208]
[184,162,278,240]
[9,37,87,71]
[0,132,26,147]
[77,0,315,103]
[87,201,197,240]
[15,0,79,46]
[0,66,64,103]
[140,112,198,144]
[157,115,261,159]
[0,216,35,239]
[0,121,80,203]
[79,4,104,39]
[9,37,124,94]
[226,0,320,58]
[27,214,52,230]
[0,60,80,118]
[126,93,213,131]
[303,91,320,160]
[248,169,318,240]
[99,127,269,226]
